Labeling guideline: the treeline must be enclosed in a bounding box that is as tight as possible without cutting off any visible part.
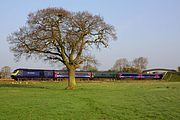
[76,56,148,72]
[0,66,11,79]
[73,57,148,73]
[110,57,148,73]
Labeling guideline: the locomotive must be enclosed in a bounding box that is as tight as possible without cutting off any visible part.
[11,68,163,80]
[11,68,92,80]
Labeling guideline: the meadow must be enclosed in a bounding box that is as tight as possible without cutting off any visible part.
[0,80,180,120]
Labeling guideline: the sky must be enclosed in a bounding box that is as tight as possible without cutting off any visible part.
[0,0,180,71]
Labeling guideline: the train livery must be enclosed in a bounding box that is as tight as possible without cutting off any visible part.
[11,68,163,80]
[118,73,162,79]
[54,71,92,78]
[11,68,93,80]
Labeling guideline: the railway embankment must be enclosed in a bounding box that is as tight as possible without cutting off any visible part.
[162,72,180,81]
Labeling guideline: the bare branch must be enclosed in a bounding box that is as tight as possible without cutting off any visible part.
[7,7,117,70]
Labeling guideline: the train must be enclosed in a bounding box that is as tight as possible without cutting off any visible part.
[11,68,163,80]
[11,68,93,80]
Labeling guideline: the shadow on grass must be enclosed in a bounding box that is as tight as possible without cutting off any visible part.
[0,84,50,89]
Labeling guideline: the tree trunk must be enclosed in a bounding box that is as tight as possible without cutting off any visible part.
[66,66,77,90]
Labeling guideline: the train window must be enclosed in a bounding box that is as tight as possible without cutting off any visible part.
[12,70,18,73]
[18,70,22,74]
[27,71,36,74]
[124,74,138,76]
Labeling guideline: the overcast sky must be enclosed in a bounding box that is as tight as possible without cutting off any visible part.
[0,0,180,70]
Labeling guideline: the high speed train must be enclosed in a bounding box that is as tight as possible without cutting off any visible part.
[11,68,163,80]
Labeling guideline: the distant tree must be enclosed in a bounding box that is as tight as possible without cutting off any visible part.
[177,66,180,72]
[82,64,98,71]
[1,66,11,78]
[88,66,98,72]
[122,66,141,73]
[132,57,148,71]
[112,58,129,71]
[7,8,117,89]
[82,55,98,71]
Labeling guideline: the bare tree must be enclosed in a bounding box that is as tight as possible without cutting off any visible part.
[7,8,117,89]
[112,58,129,71]
[133,57,148,71]
[82,55,98,71]
[121,66,141,73]
[82,64,98,71]
[1,66,11,78]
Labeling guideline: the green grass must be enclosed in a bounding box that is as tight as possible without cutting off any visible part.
[0,81,180,120]
[163,72,180,81]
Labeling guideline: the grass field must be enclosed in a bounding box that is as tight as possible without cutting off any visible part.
[0,80,180,120]
[163,72,180,82]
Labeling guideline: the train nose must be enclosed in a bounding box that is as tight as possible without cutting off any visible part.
[11,75,17,80]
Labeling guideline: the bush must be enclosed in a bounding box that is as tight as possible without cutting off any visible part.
[163,72,180,81]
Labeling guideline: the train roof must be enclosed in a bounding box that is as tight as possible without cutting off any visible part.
[14,68,57,71]
[142,68,177,73]
[13,68,92,72]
